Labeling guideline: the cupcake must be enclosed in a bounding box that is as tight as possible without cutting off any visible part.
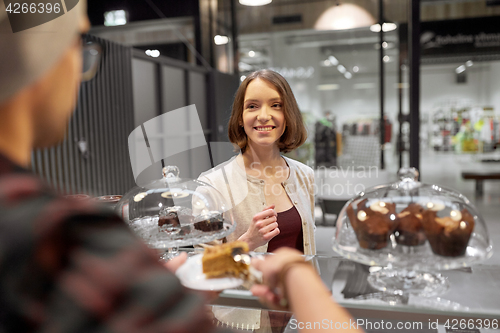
[421,204,475,257]
[346,198,399,250]
[394,203,426,246]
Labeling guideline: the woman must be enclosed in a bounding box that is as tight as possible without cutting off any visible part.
[199,69,316,256]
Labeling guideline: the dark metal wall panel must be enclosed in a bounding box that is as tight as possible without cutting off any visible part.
[31,36,136,197]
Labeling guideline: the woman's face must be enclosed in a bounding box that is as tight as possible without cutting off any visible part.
[241,78,286,151]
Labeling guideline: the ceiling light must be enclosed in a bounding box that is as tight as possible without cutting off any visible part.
[315,4,376,31]
[466,60,474,67]
[383,55,390,62]
[353,66,359,73]
[104,10,128,26]
[353,83,376,89]
[382,41,388,48]
[455,65,466,74]
[239,0,272,6]
[145,49,160,58]
[328,55,339,66]
[321,59,332,67]
[337,64,346,74]
[248,50,256,57]
[317,84,340,91]
[370,22,397,32]
[344,72,352,79]
[214,35,229,45]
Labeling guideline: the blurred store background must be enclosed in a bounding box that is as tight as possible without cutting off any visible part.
[30,1,500,257]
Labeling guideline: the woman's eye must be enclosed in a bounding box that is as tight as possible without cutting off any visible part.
[273,103,282,108]
[247,104,257,109]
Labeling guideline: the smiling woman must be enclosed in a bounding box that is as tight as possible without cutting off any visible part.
[199,69,315,255]
[198,68,316,333]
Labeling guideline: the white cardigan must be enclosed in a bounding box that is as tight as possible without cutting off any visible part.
[198,154,316,255]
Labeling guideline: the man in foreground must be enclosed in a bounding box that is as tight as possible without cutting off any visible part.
[0,1,362,331]
[0,2,223,331]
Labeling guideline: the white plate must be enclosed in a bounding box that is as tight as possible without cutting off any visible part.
[175,254,244,291]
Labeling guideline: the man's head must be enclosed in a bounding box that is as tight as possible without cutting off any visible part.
[0,0,89,149]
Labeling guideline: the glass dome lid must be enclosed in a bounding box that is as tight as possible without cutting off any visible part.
[333,168,493,271]
[116,166,236,249]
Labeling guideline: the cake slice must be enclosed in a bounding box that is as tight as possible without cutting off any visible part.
[202,241,250,279]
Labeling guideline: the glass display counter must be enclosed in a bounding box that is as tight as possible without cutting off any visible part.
[209,254,500,327]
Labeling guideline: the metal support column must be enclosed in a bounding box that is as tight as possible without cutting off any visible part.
[397,56,403,169]
[379,0,385,170]
[409,0,420,174]
[230,0,239,76]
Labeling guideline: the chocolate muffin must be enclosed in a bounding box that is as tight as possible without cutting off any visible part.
[346,198,399,250]
[395,203,426,246]
[421,207,475,257]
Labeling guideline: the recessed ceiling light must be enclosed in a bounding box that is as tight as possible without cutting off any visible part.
[145,49,160,58]
[214,35,229,45]
[455,65,466,74]
[370,22,397,32]
[104,10,128,26]
[337,65,346,74]
[248,50,256,57]
[328,55,339,66]
[344,72,352,79]
[321,59,332,67]
[317,84,340,91]
[353,83,376,89]
[383,55,390,62]
[239,0,272,6]
[466,60,474,67]
[353,66,359,73]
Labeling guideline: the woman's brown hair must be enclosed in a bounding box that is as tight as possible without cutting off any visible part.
[227,69,307,154]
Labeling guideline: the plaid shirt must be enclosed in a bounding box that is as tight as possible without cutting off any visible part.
[0,153,229,333]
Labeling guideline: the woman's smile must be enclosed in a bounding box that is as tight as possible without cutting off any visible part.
[254,126,276,132]
[242,78,286,150]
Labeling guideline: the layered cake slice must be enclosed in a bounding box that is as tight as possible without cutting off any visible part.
[202,241,250,279]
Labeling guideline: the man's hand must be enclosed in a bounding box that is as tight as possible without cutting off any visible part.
[163,252,187,272]
[250,248,305,309]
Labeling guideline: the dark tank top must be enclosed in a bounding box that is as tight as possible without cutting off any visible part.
[267,205,304,253]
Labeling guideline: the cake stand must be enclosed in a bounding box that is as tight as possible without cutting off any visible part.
[116,166,236,260]
[332,168,493,297]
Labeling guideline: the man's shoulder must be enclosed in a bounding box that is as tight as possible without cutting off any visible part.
[0,170,49,204]
[0,170,119,230]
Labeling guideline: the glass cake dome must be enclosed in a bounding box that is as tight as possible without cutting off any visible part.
[333,168,493,296]
[116,166,236,250]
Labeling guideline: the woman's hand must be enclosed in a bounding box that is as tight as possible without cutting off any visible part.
[238,204,279,251]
